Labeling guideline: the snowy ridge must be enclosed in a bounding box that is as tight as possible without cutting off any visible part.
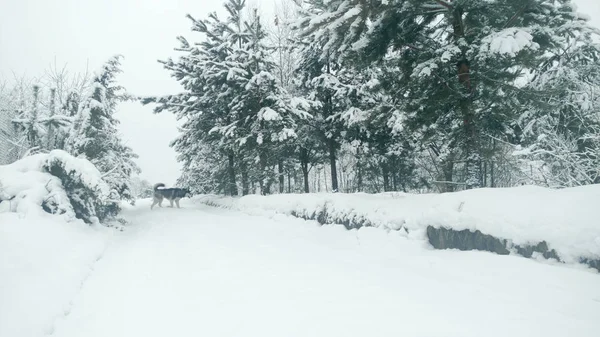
[196,185,600,268]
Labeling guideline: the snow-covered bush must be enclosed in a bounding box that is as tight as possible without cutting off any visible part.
[0,150,112,224]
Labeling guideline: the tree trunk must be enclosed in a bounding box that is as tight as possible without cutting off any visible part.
[300,147,310,193]
[265,179,273,195]
[259,150,269,195]
[490,139,496,187]
[339,165,344,193]
[293,170,298,192]
[317,168,321,192]
[482,161,487,187]
[356,163,363,192]
[453,7,480,190]
[287,171,291,193]
[381,161,390,192]
[240,159,249,196]
[278,160,284,193]
[227,151,237,196]
[323,165,328,192]
[442,159,454,193]
[459,74,480,189]
[328,139,339,192]
[490,160,495,188]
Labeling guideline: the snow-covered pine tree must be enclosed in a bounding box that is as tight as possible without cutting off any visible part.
[221,3,310,195]
[67,55,140,214]
[267,0,304,193]
[294,37,352,193]
[337,65,419,192]
[147,0,310,196]
[143,7,242,196]
[292,0,596,190]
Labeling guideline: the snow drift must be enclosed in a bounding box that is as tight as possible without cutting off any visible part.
[196,185,600,270]
[0,150,111,224]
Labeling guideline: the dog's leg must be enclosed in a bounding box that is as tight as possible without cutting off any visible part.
[158,198,163,208]
[169,199,174,208]
[151,199,156,210]
[175,198,180,208]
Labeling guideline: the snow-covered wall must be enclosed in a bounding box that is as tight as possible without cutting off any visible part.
[196,186,600,271]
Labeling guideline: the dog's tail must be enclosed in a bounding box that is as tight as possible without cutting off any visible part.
[153,183,166,191]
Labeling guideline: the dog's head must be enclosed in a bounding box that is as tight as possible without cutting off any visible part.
[182,188,193,198]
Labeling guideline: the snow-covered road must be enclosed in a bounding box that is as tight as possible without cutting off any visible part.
[49,199,600,337]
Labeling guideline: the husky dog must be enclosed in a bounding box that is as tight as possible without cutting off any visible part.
[151,183,192,210]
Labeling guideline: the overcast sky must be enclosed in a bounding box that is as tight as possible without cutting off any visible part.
[1,0,599,186]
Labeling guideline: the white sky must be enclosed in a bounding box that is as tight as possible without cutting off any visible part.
[1,0,599,186]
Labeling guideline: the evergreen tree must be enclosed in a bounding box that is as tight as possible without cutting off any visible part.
[67,55,140,212]
[295,43,349,192]
[146,0,310,195]
[293,0,597,189]
[144,7,242,195]
[226,5,309,194]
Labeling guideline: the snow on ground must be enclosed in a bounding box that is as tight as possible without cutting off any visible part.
[198,185,600,265]
[2,198,590,337]
[0,212,112,337]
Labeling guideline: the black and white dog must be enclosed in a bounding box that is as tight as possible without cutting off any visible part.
[151,183,192,210]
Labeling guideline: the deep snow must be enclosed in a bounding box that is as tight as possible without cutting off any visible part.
[2,198,597,337]
[0,213,111,337]
[197,185,600,265]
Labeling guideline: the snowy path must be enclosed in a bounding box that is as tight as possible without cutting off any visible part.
[50,199,600,337]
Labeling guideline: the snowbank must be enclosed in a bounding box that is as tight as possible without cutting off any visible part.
[0,212,111,337]
[0,150,110,224]
[0,150,115,336]
[196,185,600,269]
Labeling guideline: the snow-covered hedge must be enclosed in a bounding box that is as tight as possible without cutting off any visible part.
[0,150,112,224]
[196,186,600,270]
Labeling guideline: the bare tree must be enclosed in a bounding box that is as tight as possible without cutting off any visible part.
[267,0,300,92]
[40,58,91,112]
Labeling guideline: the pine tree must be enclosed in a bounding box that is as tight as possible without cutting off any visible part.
[146,0,310,195]
[143,7,242,196]
[295,42,350,192]
[67,55,140,212]
[226,5,309,194]
[293,0,597,190]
